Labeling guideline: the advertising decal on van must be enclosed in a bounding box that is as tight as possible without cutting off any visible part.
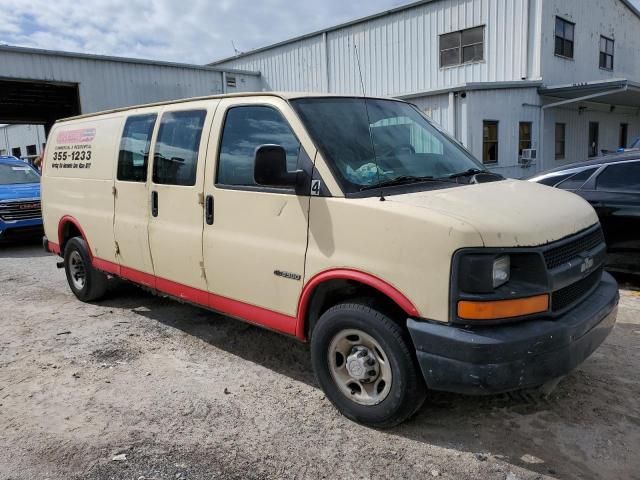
[51,128,96,170]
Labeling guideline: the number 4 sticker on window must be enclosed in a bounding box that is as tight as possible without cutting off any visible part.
[311,179,321,196]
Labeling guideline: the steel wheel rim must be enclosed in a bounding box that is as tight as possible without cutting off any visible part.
[328,328,392,406]
[69,250,86,290]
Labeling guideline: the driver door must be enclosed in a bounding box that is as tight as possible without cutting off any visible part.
[202,97,312,334]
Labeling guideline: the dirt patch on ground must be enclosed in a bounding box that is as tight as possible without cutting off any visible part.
[1,243,639,480]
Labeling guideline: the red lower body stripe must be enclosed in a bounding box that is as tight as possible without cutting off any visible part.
[47,242,61,255]
[92,257,297,336]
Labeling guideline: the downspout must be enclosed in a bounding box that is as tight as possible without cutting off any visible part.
[522,0,530,80]
[323,32,330,93]
[448,91,457,138]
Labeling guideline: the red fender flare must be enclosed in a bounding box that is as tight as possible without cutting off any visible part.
[295,269,420,339]
[57,215,92,258]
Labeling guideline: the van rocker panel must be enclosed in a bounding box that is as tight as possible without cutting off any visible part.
[407,272,618,395]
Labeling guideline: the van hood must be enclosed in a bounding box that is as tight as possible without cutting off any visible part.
[0,182,41,202]
[387,179,598,247]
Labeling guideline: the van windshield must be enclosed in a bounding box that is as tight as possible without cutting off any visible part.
[0,163,40,185]
[291,97,486,194]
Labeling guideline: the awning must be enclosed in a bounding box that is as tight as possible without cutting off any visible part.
[539,79,640,108]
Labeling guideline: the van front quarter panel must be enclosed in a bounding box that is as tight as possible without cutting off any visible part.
[304,196,484,324]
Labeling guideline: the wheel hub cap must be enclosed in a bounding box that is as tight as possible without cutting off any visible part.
[346,346,379,383]
[327,329,392,406]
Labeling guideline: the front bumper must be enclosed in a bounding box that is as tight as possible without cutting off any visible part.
[407,272,619,395]
[0,218,43,242]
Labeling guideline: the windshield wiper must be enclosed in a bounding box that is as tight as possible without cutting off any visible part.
[359,175,444,191]
[445,168,487,179]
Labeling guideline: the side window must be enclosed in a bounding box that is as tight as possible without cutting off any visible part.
[596,162,640,192]
[118,114,157,182]
[152,110,206,186]
[537,172,573,187]
[555,167,598,190]
[216,106,301,187]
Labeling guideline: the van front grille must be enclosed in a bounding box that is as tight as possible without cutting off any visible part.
[552,268,603,312]
[543,227,605,270]
[0,200,42,221]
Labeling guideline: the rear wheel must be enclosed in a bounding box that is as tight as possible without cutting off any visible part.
[63,237,107,302]
[311,302,426,428]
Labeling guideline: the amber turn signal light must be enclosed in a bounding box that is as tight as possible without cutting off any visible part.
[457,294,550,320]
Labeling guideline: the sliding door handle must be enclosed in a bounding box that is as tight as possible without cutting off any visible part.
[151,191,158,217]
[205,194,214,225]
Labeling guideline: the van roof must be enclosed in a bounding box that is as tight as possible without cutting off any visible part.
[57,92,404,123]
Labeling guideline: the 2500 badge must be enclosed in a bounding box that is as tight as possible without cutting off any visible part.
[52,151,92,161]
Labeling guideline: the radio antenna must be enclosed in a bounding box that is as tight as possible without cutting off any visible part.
[354,43,384,201]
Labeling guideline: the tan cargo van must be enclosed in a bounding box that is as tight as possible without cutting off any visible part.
[41,93,619,427]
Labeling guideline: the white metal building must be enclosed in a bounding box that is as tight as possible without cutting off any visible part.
[0,124,46,158]
[211,0,640,178]
[0,45,260,132]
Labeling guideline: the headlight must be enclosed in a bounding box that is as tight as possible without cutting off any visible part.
[457,253,512,293]
[492,255,510,288]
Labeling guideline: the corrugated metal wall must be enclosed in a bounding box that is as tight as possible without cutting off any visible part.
[0,124,46,156]
[216,0,531,96]
[0,47,261,114]
[544,104,640,167]
[542,0,640,86]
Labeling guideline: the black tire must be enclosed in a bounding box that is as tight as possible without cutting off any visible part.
[63,237,108,302]
[311,302,427,428]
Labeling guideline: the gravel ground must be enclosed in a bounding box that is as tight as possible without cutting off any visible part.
[1,242,639,480]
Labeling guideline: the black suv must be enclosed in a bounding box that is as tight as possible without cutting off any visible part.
[529,153,640,275]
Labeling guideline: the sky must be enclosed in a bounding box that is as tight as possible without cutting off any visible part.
[1,0,639,66]
[0,0,408,65]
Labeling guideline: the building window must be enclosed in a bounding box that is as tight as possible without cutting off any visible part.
[12,147,21,158]
[620,123,628,149]
[518,122,532,156]
[555,17,575,59]
[589,122,599,157]
[226,75,237,88]
[599,36,614,70]
[555,123,566,159]
[439,26,484,68]
[26,144,37,156]
[482,120,498,164]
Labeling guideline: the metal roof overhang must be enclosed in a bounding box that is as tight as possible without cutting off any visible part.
[539,79,640,109]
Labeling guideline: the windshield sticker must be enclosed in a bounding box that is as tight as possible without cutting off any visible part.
[11,167,30,171]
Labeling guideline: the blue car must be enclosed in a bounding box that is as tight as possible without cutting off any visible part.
[0,156,43,242]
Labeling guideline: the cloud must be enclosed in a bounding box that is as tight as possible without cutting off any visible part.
[0,0,407,64]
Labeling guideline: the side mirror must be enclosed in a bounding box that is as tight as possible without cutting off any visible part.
[254,144,298,187]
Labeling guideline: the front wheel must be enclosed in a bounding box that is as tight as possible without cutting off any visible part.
[63,237,108,302]
[311,302,426,428]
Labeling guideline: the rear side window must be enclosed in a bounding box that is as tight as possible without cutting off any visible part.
[536,172,573,187]
[153,110,207,186]
[596,162,640,192]
[117,114,157,182]
[555,167,598,190]
[216,106,300,187]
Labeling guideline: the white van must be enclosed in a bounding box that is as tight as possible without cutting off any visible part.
[41,93,618,427]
